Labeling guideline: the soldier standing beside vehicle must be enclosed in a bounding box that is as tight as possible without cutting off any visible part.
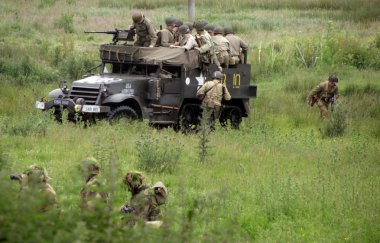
[196,71,231,129]
[156,17,176,47]
[10,165,58,212]
[130,12,157,48]
[213,27,230,68]
[224,27,248,65]
[193,20,222,72]
[170,25,198,50]
[307,74,339,119]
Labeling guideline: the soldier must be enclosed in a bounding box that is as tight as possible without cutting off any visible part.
[80,157,109,211]
[196,71,231,129]
[10,165,58,212]
[204,24,215,36]
[173,18,183,44]
[193,20,222,72]
[130,12,157,47]
[307,74,339,119]
[224,27,248,65]
[156,16,176,47]
[213,27,230,68]
[184,22,194,33]
[130,182,168,223]
[170,25,198,50]
[119,171,149,213]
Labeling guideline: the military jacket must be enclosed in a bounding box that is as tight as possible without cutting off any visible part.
[225,34,248,57]
[213,35,230,54]
[130,188,164,221]
[133,18,157,46]
[307,80,339,103]
[179,34,198,50]
[80,175,109,210]
[195,31,220,66]
[196,79,231,108]
[157,28,175,47]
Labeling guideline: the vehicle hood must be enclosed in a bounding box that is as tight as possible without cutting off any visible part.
[72,74,150,85]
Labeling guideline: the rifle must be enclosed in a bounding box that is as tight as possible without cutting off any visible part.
[84,28,136,44]
[331,93,336,112]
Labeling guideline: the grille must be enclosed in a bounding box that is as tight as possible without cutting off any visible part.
[69,86,100,105]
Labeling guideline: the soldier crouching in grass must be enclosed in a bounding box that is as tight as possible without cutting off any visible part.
[80,157,109,212]
[10,165,58,212]
[307,74,339,119]
[120,173,168,228]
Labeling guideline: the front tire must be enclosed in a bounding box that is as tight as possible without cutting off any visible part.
[108,105,138,124]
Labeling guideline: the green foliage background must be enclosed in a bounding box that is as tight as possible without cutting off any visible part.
[0,0,379,242]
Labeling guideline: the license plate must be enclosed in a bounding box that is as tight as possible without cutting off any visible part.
[82,105,101,113]
[35,101,45,110]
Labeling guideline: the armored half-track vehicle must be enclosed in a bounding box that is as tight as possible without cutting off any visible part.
[36,31,257,132]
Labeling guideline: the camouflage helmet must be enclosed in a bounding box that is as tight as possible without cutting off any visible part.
[179,25,190,34]
[24,165,51,184]
[174,18,183,27]
[81,157,100,179]
[224,27,233,35]
[204,24,215,32]
[123,171,146,191]
[132,12,144,23]
[165,16,176,26]
[328,74,338,83]
[214,26,224,35]
[213,71,224,80]
[152,181,168,206]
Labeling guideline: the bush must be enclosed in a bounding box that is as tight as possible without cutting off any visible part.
[320,102,349,138]
[1,112,49,137]
[135,134,182,173]
[54,13,75,34]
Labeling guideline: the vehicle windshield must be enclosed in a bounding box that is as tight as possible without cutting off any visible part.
[102,62,159,76]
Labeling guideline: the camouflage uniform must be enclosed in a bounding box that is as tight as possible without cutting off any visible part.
[196,71,231,128]
[80,158,109,211]
[130,182,168,222]
[133,18,157,47]
[119,171,149,213]
[11,165,57,212]
[307,77,339,119]
[224,30,248,65]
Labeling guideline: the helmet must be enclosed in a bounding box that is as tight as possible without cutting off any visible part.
[165,16,176,26]
[204,24,215,32]
[174,18,183,27]
[152,181,168,199]
[193,19,208,30]
[185,22,193,31]
[24,165,51,184]
[178,24,190,34]
[123,171,146,191]
[213,71,224,80]
[81,157,100,178]
[224,27,233,35]
[214,26,224,35]
[132,12,144,23]
[328,74,338,83]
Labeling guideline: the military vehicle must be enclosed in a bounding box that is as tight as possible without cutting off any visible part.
[35,29,257,132]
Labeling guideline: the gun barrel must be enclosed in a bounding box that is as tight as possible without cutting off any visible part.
[10,174,21,181]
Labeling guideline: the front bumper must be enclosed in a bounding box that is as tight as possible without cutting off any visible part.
[35,99,110,114]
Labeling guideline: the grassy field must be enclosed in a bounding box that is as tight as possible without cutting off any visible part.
[0,0,379,242]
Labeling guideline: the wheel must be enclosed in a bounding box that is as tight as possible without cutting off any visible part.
[180,104,200,134]
[219,106,242,129]
[108,105,138,124]
[229,107,242,129]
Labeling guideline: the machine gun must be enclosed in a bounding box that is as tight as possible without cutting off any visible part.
[84,28,136,44]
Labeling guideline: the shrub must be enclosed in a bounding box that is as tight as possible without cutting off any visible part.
[1,112,49,137]
[135,134,182,173]
[320,102,349,138]
[54,13,75,34]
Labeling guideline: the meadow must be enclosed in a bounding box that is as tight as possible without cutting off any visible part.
[0,0,379,242]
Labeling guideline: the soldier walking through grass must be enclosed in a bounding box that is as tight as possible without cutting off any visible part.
[196,71,231,130]
[307,74,339,119]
